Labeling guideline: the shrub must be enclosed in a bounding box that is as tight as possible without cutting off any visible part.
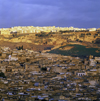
[86,33,91,35]
[95,38,100,44]
[95,34,98,36]
[80,33,85,37]
[76,39,79,41]
[79,40,83,42]
[59,30,74,33]
[41,67,47,71]
[36,31,48,37]
[35,98,39,101]
[41,99,48,101]
[0,72,6,78]
[16,45,23,50]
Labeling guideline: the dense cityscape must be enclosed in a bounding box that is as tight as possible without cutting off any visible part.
[1,0,100,100]
[0,45,100,101]
[0,26,99,36]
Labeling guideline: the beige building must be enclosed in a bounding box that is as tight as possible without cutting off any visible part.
[88,28,96,31]
[0,30,11,35]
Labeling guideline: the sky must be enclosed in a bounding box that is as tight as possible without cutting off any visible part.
[0,0,100,28]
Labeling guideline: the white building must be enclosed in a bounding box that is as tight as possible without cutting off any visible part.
[77,72,86,77]
[89,59,97,66]
[9,55,18,61]
[88,28,96,31]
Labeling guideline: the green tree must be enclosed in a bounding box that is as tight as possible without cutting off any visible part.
[95,38,100,44]
[41,67,47,71]
[86,33,91,35]
[41,99,48,101]
[21,45,23,50]
[18,45,23,50]
[0,72,6,78]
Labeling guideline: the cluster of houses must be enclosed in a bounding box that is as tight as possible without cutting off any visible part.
[0,26,100,36]
[0,46,100,101]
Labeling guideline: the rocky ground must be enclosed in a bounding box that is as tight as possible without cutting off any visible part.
[0,31,100,52]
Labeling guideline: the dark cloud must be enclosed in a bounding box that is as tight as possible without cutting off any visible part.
[0,0,100,28]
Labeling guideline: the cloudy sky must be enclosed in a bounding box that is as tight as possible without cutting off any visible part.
[0,0,100,28]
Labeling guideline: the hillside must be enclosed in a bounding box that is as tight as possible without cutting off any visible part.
[0,30,100,56]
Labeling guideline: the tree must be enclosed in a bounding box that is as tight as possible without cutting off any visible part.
[17,45,23,50]
[41,67,47,71]
[80,33,85,37]
[16,47,18,50]
[35,98,39,101]
[95,38,100,44]
[86,33,91,35]
[41,99,48,101]
[0,72,6,78]
[18,46,21,50]
[21,45,23,50]
[35,31,49,37]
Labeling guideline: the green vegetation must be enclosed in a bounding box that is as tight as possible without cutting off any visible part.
[76,39,83,42]
[95,38,100,44]
[80,33,85,37]
[86,33,91,35]
[35,31,57,37]
[13,33,29,38]
[0,72,6,78]
[47,44,100,58]
[48,32,56,35]
[41,99,48,101]
[41,67,47,71]
[36,32,48,37]
[94,34,98,38]
[16,45,23,50]
[12,32,17,37]
[59,30,74,33]
[95,34,98,36]
[75,30,87,32]
[97,31,100,34]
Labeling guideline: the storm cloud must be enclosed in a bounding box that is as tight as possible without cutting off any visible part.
[0,0,100,28]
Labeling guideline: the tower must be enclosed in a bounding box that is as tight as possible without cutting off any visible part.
[76,83,79,93]
[89,55,93,60]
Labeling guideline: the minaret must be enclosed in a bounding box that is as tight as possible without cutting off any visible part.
[89,55,93,60]
[76,83,79,93]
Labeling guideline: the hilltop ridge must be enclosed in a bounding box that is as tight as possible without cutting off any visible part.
[0,26,100,57]
[0,26,100,36]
